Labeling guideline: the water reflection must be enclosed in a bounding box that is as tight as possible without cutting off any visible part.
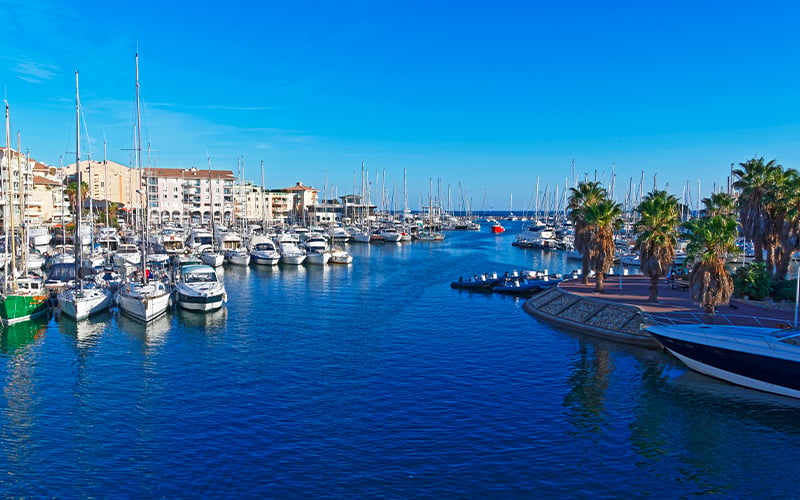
[117,312,172,348]
[57,311,112,350]
[563,339,612,434]
[0,317,48,355]
[175,306,228,333]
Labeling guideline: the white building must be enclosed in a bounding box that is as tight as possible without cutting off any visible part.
[145,166,237,225]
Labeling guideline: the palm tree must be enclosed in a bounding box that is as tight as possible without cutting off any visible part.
[776,168,800,279]
[584,198,623,293]
[568,181,607,285]
[700,192,736,219]
[634,190,680,302]
[683,215,739,318]
[65,180,89,218]
[732,157,783,274]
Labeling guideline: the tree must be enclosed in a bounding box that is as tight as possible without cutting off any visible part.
[700,192,736,219]
[732,157,784,275]
[584,198,623,293]
[684,215,739,318]
[64,180,89,218]
[634,190,680,302]
[568,181,607,285]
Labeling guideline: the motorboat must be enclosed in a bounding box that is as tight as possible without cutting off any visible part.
[450,275,494,292]
[647,323,800,399]
[329,248,353,264]
[377,226,403,243]
[0,275,49,325]
[112,243,142,267]
[200,249,225,267]
[304,233,330,265]
[491,221,505,234]
[249,236,281,266]
[277,235,306,265]
[28,226,52,247]
[173,264,226,312]
[224,248,251,266]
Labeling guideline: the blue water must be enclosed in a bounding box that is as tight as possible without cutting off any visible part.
[2,223,800,498]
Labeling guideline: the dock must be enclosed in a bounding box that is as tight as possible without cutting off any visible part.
[523,274,798,349]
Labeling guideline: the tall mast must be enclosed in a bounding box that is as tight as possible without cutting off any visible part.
[260,160,266,227]
[208,156,216,250]
[75,70,83,289]
[135,52,148,284]
[3,102,12,289]
[103,140,109,229]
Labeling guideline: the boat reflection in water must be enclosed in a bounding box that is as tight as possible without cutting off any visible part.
[57,310,112,349]
[117,311,172,348]
[175,306,228,334]
[0,316,48,355]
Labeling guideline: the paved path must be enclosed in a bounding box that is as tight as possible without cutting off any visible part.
[559,274,797,328]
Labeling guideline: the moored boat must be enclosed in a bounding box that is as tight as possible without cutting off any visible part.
[173,264,226,312]
[647,323,800,399]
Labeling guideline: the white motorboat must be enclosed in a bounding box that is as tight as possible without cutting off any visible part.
[647,323,800,399]
[279,239,306,265]
[173,264,226,312]
[112,243,142,267]
[378,227,403,243]
[224,248,251,266]
[304,233,330,265]
[116,279,171,322]
[57,281,112,321]
[329,249,353,264]
[327,226,351,243]
[249,236,281,266]
[200,250,225,267]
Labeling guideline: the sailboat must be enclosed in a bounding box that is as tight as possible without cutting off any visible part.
[200,157,225,267]
[0,102,49,325]
[115,53,171,322]
[57,71,112,321]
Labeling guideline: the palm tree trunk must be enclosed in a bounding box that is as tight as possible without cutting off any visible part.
[754,241,764,263]
[766,242,776,277]
[581,254,590,285]
[649,275,659,302]
[595,270,605,293]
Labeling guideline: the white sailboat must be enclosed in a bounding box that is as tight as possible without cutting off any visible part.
[57,71,112,321]
[115,53,170,322]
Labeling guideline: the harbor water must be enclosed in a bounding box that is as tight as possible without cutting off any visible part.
[2,223,799,497]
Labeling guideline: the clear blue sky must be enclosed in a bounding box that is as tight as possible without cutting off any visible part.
[2,0,799,212]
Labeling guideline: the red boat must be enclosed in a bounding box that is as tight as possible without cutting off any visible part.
[491,221,505,234]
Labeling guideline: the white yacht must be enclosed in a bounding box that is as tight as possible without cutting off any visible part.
[304,233,330,265]
[173,264,226,312]
[249,236,281,266]
[112,243,142,267]
[278,235,306,265]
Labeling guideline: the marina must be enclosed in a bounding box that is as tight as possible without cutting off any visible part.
[1,223,799,497]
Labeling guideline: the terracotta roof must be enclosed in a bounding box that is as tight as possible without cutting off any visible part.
[33,175,62,186]
[146,167,236,180]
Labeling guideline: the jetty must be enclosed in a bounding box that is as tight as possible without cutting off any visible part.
[523,274,797,349]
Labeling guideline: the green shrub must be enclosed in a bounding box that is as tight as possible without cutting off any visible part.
[733,262,772,300]
[772,278,797,302]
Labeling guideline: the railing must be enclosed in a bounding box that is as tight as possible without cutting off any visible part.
[644,311,793,329]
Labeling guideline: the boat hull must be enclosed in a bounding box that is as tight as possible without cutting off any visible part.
[175,291,225,312]
[57,288,112,321]
[117,285,171,322]
[0,294,49,325]
[649,325,800,399]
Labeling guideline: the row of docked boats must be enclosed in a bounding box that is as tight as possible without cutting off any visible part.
[450,270,563,296]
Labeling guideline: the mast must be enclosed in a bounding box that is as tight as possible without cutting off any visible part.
[17,133,27,274]
[208,156,216,251]
[3,102,11,290]
[134,52,148,284]
[103,140,109,229]
[74,70,83,290]
[260,160,266,227]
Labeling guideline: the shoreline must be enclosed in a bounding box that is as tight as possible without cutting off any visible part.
[523,274,797,348]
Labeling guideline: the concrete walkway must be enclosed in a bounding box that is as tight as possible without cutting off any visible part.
[558,274,797,328]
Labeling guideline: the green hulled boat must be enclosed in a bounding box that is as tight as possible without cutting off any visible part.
[0,277,49,326]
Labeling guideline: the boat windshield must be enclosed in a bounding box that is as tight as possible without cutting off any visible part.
[773,328,800,346]
[184,272,217,283]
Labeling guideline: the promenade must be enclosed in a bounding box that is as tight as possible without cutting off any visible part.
[523,274,798,348]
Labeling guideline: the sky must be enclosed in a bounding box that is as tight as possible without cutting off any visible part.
[1,0,800,212]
